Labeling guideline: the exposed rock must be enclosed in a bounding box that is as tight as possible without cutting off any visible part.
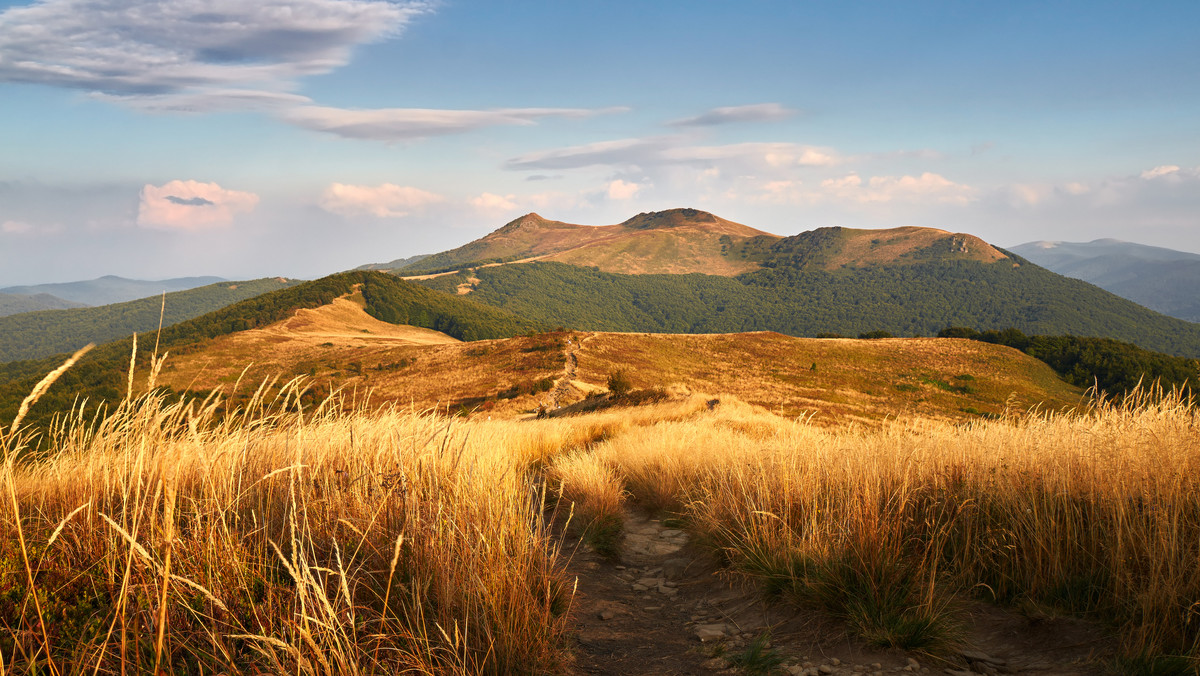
[695,623,729,642]
[662,557,691,579]
[598,610,614,621]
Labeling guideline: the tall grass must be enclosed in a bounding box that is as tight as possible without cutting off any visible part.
[571,391,1200,662]
[0,380,575,674]
[2,355,1198,673]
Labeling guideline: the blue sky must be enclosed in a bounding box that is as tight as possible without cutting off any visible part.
[1,0,1198,285]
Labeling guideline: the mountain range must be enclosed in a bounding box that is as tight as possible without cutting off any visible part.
[364,208,1200,358]
[1010,239,1200,322]
[1,274,226,307]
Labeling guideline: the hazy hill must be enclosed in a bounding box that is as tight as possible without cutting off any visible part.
[1,274,226,306]
[0,278,300,363]
[1010,239,1200,322]
[0,291,85,316]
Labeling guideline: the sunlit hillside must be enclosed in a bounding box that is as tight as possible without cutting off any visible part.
[152,291,1083,423]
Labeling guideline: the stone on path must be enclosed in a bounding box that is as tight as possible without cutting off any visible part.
[695,623,729,642]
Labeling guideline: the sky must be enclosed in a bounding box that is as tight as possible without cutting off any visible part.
[1,0,1198,285]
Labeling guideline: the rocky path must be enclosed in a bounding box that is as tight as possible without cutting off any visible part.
[563,511,1110,676]
[550,334,592,409]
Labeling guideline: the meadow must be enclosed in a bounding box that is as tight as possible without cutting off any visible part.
[1,351,1197,674]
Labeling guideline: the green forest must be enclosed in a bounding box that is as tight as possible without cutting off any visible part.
[420,260,1200,358]
[938,327,1199,395]
[0,278,302,363]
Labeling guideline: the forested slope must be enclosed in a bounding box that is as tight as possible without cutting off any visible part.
[421,259,1200,357]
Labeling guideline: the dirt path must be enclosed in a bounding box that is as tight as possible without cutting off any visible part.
[563,510,1112,676]
[549,334,595,409]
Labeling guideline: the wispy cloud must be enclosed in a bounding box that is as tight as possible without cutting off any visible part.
[1,220,34,235]
[281,106,627,142]
[668,103,797,127]
[506,137,839,171]
[0,0,426,96]
[0,0,624,140]
[138,180,258,229]
[320,183,443,218]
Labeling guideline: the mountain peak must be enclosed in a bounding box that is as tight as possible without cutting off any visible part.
[496,213,550,233]
[621,208,720,230]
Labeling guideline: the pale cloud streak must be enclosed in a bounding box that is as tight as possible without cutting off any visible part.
[1,220,34,235]
[506,137,840,171]
[281,106,627,142]
[668,103,798,127]
[320,183,443,218]
[752,172,976,207]
[138,180,259,229]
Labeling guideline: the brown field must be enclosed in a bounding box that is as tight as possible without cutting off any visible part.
[156,294,1082,425]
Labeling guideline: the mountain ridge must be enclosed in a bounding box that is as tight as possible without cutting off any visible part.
[1011,239,1200,322]
[2,274,227,306]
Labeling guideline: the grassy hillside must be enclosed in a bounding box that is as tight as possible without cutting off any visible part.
[0,278,301,363]
[423,259,1200,357]
[0,271,540,433]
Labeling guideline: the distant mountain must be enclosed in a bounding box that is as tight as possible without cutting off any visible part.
[1,275,226,306]
[1010,240,1200,322]
[0,292,85,317]
[378,208,1007,278]
[0,278,300,363]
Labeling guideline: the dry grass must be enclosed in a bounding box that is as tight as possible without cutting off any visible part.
[2,350,1197,673]
[0,380,578,674]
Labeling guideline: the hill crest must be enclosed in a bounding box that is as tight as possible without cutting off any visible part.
[385,209,1009,278]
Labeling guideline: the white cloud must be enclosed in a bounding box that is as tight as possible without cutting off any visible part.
[754,172,975,206]
[1141,165,1181,180]
[606,180,642,200]
[668,103,798,127]
[320,183,443,218]
[856,173,975,205]
[1,220,33,234]
[280,105,626,142]
[469,192,520,213]
[137,180,258,229]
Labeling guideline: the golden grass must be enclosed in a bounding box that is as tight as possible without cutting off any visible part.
[2,350,1197,672]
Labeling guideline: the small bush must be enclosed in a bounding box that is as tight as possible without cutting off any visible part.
[607,370,633,397]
